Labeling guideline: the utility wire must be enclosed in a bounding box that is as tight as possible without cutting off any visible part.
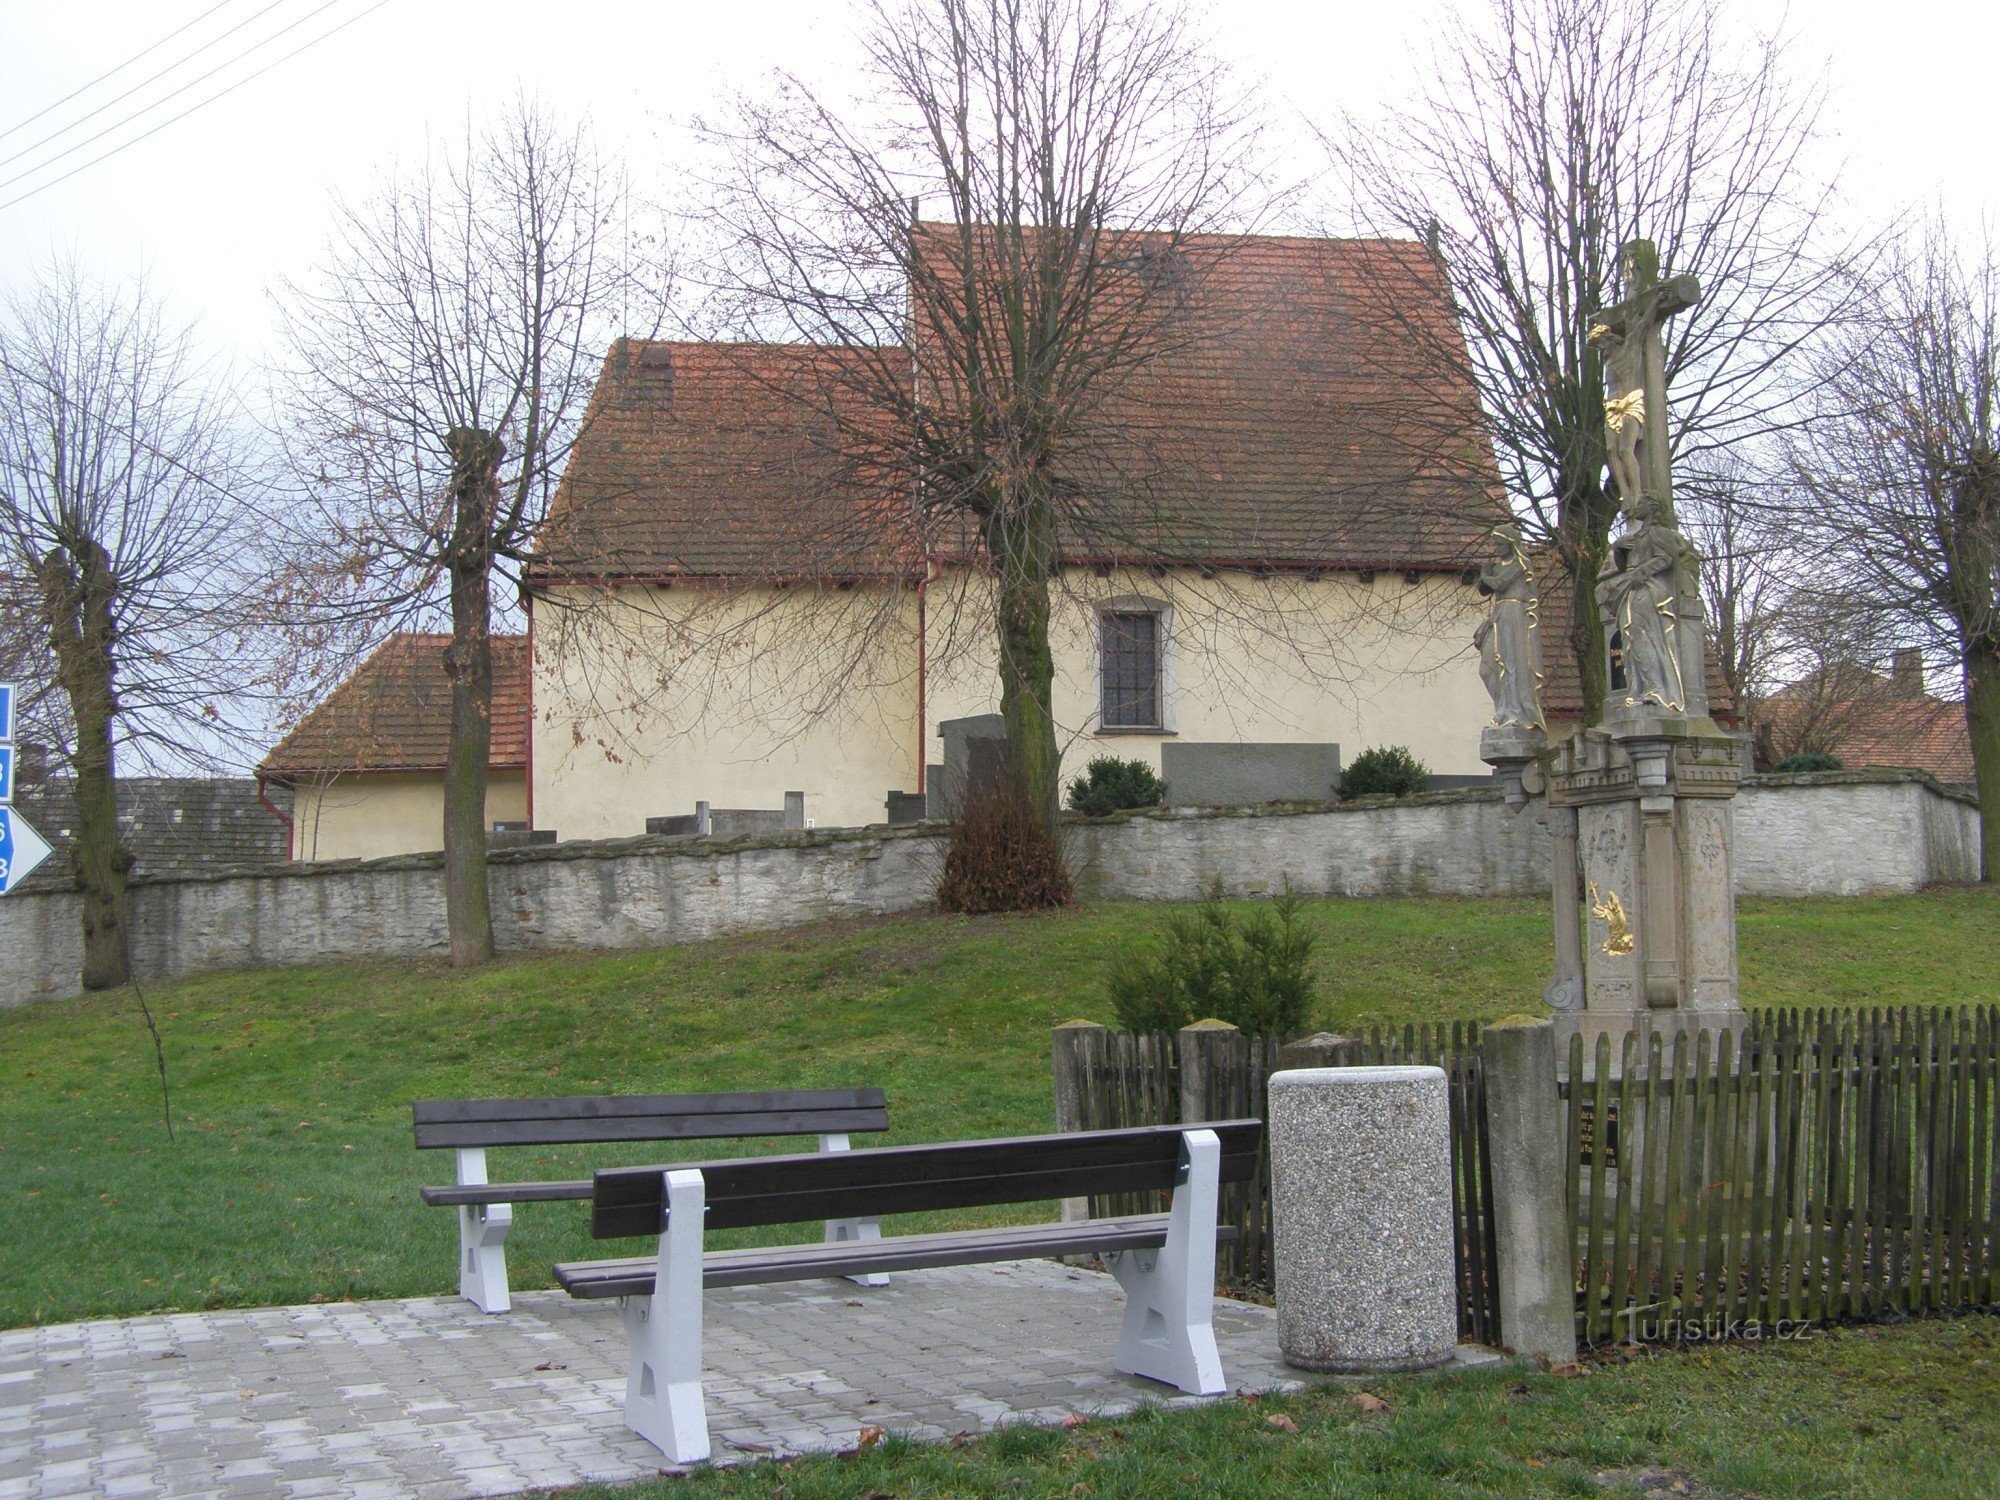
[0,0,370,201]
[0,0,296,172]
[0,0,235,147]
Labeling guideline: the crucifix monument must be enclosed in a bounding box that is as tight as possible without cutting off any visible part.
[1482,238,1749,1056]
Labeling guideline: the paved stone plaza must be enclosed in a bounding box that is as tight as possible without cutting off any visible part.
[0,1260,1311,1499]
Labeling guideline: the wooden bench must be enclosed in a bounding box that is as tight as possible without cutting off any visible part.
[413,1087,891,1313]
[553,1118,1263,1463]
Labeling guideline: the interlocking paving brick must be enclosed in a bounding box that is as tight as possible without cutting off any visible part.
[0,1261,1350,1498]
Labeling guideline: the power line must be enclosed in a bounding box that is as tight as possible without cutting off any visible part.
[0,1,236,147]
[0,0,348,194]
[0,1,297,173]
[0,0,393,214]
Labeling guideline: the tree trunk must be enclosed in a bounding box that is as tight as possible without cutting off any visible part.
[1965,638,2000,883]
[1565,513,1614,726]
[34,539,131,990]
[988,498,1062,836]
[442,427,503,967]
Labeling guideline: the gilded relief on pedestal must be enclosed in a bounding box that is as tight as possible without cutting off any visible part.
[1589,884,1636,955]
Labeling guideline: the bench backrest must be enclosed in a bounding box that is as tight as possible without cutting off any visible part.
[412,1087,890,1151]
[590,1120,1264,1238]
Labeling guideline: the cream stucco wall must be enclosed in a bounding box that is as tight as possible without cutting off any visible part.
[531,586,923,839]
[530,568,1490,837]
[923,567,1492,784]
[289,771,528,861]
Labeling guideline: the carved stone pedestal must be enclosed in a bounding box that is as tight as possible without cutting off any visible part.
[1547,719,1747,1059]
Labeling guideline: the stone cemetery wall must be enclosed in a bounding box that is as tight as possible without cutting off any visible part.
[0,769,1978,1006]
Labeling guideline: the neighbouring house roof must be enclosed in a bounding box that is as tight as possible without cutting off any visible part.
[532,231,1505,584]
[1531,558,1737,727]
[11,777,292,890]
[258,633,530,780]
[1757,688,1973,784]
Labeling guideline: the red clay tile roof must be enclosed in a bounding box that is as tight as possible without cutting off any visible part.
[1758,694,1973,783]
[259,633,529,778]
[532,232,1503,582]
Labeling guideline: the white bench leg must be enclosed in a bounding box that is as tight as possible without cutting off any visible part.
[819,1133,888,1287]
[455,1148,512,1314]
[1106,1127,1225,1395]
[623,1169,710,1464]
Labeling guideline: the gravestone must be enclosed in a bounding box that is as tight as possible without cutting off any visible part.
[1160,742,1340,807]
[930,714,1008,819]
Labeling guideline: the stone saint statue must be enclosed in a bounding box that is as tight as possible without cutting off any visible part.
[1585,241,1701,513]
[1474,527,1543,729]
[1595,494,1694,713]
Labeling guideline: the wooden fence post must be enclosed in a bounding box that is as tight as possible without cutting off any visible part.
[1053,1020,1106,1225]
[1482,1015,1578,1364]
[1178,1019,1243,1123]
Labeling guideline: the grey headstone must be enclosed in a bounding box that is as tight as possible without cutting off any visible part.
[1268,1065,1458,1373]
[885,791,929,826]
[1161,743,1340,807]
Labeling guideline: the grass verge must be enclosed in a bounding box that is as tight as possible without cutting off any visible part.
[2,889,1995,1328]
[558,1317,2000,1499]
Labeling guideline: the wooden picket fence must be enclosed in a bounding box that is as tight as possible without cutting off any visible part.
[1565,1005,2000,1347]
[1057,1021,1500,1343]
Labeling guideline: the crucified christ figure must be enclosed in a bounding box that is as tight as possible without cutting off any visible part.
[1585,240,1701,517]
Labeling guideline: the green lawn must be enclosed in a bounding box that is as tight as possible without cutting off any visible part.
[562,1317,2000,1499]
[1,888,1995,1329]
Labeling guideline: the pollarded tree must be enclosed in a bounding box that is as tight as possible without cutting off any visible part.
[1325,0,1854,722]
[0,261,255,989]
[688,0,1267,850]
[271,95,660,964]
[1788,216,2000,878]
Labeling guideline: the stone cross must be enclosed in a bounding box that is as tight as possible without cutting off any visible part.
[1586,240,1700,523]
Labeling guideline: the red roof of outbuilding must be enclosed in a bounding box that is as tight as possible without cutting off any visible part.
[259,633,530,778]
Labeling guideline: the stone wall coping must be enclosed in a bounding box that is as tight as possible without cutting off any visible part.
[1741,765,1979,808]
[10,765,1969,897]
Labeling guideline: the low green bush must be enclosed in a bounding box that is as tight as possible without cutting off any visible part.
[1339,745,1431,798]
[1066,756,1166,816]
[1104,881,1318,1038]
[1771,751,1843,774]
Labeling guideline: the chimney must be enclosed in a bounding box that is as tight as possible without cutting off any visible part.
[1892,647,1924,696]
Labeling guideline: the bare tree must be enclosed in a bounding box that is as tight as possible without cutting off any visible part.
[1787,215,2000,877]
[271,96,659,964]
[0,261,253,988]
[1324,0,1852,722]
[1677,454,1795,713]
[675,0,1267,854]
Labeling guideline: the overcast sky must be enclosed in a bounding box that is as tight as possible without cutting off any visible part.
[2,0,1995,365]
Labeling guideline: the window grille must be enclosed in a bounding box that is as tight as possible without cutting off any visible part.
[1100,611,1162,729]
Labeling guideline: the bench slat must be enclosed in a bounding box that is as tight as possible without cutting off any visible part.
[419,1180,592,1207]
[417,1108,889,1150]
[412,1088,890,1150]
[591,1121,1264,1239]
[554,1213,1235,1297]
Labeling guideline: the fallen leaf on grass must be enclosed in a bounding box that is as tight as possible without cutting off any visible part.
[1548,1362,1587,1378]
[1062,1414,1089,1429]
[1265,1414,1298,1432]
[1352,1393,1392,1413]
[837,1425,885,1459]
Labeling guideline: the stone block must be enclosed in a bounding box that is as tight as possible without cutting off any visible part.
[1268,1065,1457,1373]
[1161,742,1339,807]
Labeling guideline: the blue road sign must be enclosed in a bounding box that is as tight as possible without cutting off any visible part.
[0,745,12,803]
[0,805,52,894]
[0,683,12,742]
